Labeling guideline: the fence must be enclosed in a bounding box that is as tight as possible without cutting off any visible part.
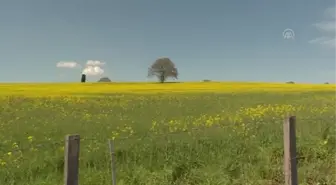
[0,116,334,185]
[62,116,298,185]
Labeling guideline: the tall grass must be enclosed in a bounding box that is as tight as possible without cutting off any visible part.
[0,83,335,185]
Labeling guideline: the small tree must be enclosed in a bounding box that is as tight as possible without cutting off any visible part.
[148,57,178,83]
[98,77,112,82]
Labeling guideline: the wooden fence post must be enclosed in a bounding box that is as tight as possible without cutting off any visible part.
[64,134,80,185]
[283,116,298,185]
[108,139,117,185]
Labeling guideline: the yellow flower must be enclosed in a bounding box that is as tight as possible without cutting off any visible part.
[12,142,18,148]
[323,140,328,145]
[28,136,33,142]
[0,159,6,166]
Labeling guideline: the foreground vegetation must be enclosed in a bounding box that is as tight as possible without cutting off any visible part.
[0,82,335,185]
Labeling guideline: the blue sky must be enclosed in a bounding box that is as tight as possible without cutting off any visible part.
[0,0,335,83]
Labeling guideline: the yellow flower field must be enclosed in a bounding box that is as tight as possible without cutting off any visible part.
[0,82,335,185]
[0,82,334,96]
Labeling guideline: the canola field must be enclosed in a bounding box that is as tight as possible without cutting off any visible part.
[0,82,335,185]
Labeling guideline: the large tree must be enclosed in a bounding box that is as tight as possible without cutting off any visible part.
[147,57,178,83]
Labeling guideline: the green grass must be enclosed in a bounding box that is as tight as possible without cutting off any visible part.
[0,92,335,185]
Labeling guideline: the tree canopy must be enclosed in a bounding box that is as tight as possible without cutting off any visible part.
[148,57,178,83]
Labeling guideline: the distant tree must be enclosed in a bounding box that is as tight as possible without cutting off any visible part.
[324,82,329,84]
[81,74,86,83]
[203,79,211,82]
[98,77,112,82]
[147,57,178,83]
[286,81,295,84]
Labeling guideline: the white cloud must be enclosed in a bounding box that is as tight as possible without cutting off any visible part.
[309,7,335,48]
[82,60,105,76]
[320,37,336,48]
[309,37,336,47]
[82,65,104,76]
[314,21,335,33]
[56,61,80,68]
[86,60,105,66]
[308,37,330,44]
[324,7,336,19]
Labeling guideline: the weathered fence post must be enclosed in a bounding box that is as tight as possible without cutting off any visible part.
[108,139,117,185]
[283,116,298,185]
[64,134,80,185]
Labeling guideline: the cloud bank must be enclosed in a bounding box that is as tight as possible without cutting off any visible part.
[309,7,335,48]
[56,60,105,76]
